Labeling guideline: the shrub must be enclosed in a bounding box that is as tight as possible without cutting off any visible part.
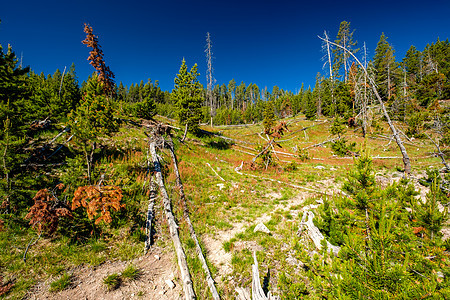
[103,273,121,291]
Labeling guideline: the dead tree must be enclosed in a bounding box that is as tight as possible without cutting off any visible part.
[321,31,335,116]
[251,252,279,300]
[319,35,412,175]
[205,32,216,127]
[166,137,220,300]
[149,139,196,299]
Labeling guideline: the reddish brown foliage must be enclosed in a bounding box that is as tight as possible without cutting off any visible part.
[270,121,289,139]
[71,185,124,224]
[25,187,72,235]
[413,226,426,237]
[82,23,116,96]
[0,219,4,232]
[0,275,13,297]
[348,117,356,127]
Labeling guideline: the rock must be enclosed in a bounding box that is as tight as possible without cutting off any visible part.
[315,165,326,170]
[330,167,337,171]
[254,222,270,234]
[154,255,160,260]
[165,279,175,289]
[217,183,225,190]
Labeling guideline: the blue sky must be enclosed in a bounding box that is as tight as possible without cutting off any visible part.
[1,0,450,93]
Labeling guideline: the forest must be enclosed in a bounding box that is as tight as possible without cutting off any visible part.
[0,20,449,299]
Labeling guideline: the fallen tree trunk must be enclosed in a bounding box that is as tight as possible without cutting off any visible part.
[234,165,333,196]
[301,138,337,150]
[144,178,156,253]
[149,141,196,300]
[166,139,220,300]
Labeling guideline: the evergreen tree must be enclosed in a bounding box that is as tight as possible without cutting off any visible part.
[172,59,203,133]
[69,73,118,183]
[263,100,275,134]
[333,21,358,81]
[373,33,400,101]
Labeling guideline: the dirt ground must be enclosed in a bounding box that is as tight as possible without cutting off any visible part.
[27,247,182,300]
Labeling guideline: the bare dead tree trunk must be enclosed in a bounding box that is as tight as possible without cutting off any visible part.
[205,32,215,127]
[149,141,196,300]
[323,31,335,116]
[58,66,66,99]
[319,35,411,175]
[181,123,188,143]
[166,138,220,300]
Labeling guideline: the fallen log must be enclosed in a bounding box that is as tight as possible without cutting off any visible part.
[144,178,156,253]
[166,139,220,300]
[234,164,332,196]
[301,138,336,150]
[149,140,196,300]
[252,138,275,163]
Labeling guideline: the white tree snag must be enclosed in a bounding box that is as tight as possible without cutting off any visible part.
[144,177,156,253]
[167,139,221,300]
[425,133,450,172]
[297,210,340,256]
[149,141,196,300]
[251,252,279,300]
[318,35,411,175]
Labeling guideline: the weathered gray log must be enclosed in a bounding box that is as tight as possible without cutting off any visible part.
[301,138,337,150]
[251,252,279,300]
[149,141,196,300]
[167,139,220,300]
[144,177,156,253]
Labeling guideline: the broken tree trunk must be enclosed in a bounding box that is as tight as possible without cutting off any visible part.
[297,210,340,256]
[166,139,220,300]
[149,141,196,300]
[251,252,279,300]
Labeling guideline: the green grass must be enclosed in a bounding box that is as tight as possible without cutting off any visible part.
[103,273,121,291]
[122,264,140,281]
[49,272,72,292]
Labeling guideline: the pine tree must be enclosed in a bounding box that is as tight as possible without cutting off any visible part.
[374,33,400,101]
[333,21,358,82]
[172,59,203,133]
[69,73,118,183]
[263,100,275,134]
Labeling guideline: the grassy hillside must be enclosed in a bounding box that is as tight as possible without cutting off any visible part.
[1,113,448,299]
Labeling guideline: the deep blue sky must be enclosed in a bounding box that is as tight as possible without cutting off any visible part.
[1,0,450,93]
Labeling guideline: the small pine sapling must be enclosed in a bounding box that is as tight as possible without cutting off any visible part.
[414,177,448,240]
